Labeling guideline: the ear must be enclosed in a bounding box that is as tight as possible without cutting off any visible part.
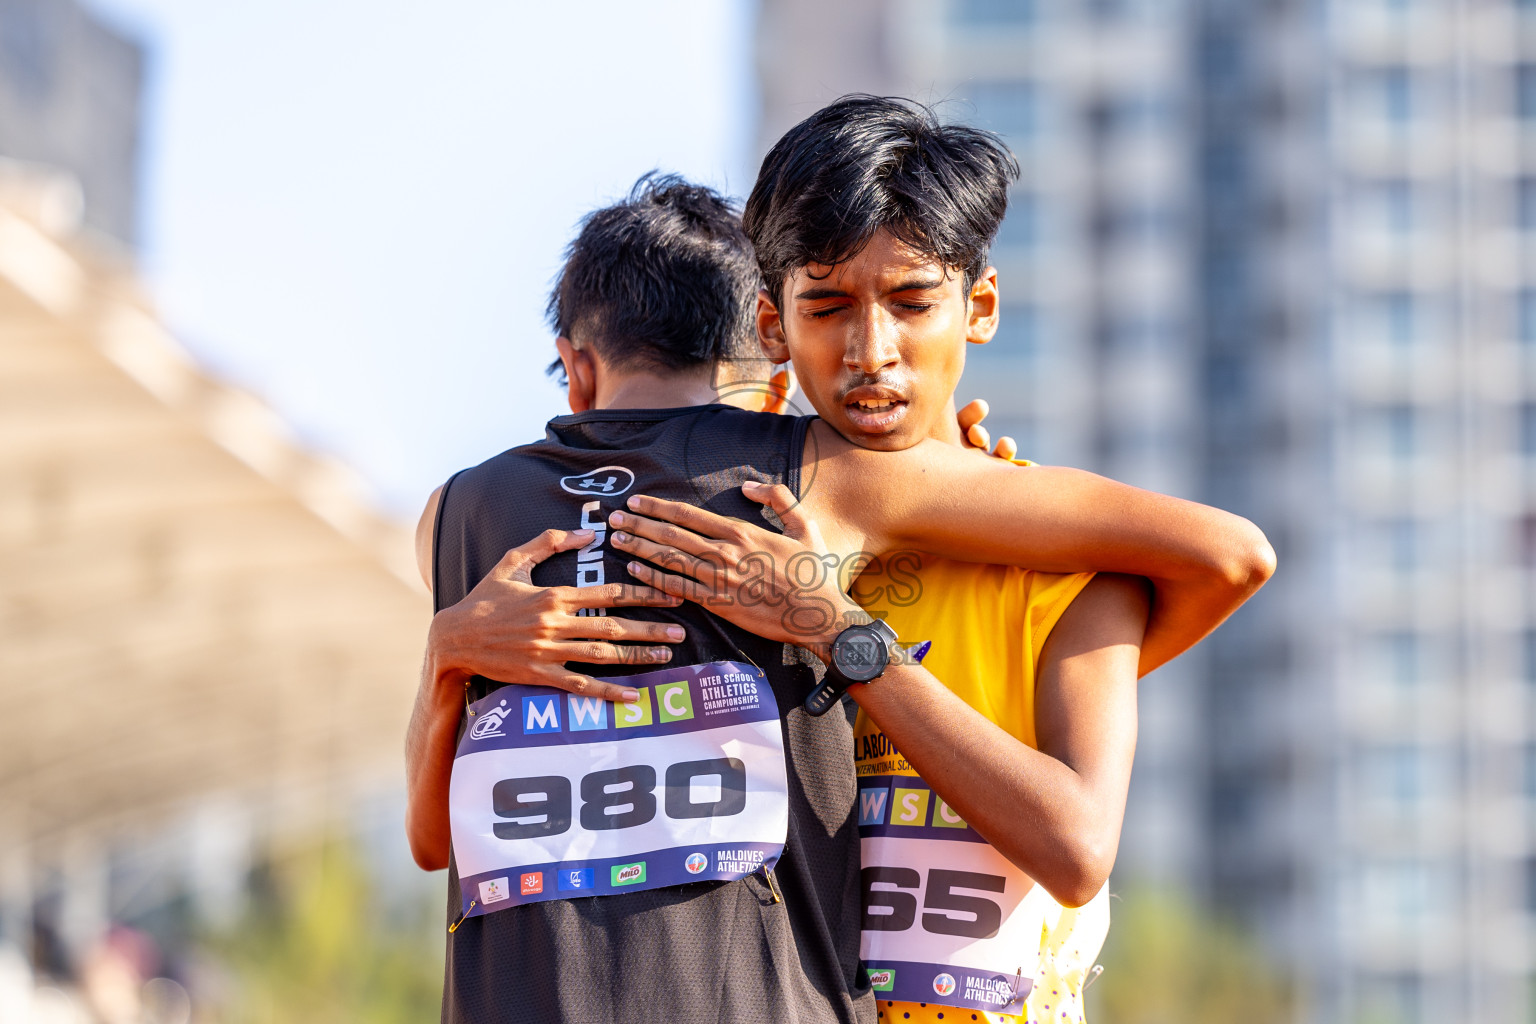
[555,336,597,414]
[761,365,795,416]
[966,266,1000,345]
[756,288,792,365]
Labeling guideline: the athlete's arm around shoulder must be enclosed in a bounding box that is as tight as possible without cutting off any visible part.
[798,421,1276,675]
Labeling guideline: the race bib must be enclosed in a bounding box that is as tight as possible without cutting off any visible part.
[857,737,1051,1015]
[449,660,788,920]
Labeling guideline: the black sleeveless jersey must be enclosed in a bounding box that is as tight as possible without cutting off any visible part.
[432,404,872,1024]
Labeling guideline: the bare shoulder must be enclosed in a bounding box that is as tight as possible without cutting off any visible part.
[414,485,445,593]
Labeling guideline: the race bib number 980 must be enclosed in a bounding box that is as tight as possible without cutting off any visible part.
[448,661,788,920]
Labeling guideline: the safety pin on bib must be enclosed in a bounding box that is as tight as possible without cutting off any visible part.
[448,900,477,933]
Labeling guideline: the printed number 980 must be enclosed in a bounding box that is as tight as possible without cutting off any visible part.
[862,866,1006,939]
[492,757,747,840]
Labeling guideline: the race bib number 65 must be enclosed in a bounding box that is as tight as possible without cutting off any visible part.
[448,661,788,920]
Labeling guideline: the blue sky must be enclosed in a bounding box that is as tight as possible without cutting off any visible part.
[88,0,757,516]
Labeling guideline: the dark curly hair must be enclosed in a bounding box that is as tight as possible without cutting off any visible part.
[547,172,760,381]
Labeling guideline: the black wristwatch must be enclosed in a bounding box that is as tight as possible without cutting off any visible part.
[803,618,900,717]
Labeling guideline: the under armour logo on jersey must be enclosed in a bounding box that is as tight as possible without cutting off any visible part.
[559,465,636,497]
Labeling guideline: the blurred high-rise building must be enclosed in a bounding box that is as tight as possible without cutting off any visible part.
[756,1,1531,1021]
[0,0,143,246]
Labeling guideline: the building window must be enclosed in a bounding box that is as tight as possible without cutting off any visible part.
[1362,859,1451,929]
[0,1,56,101]
[1370,66,1416,126]
[1361,178,1415,234]
[1385,290,1416,345]
[1360,743,1423,808]
[1524,628,1536,683]
[968,80,1039,143]
[1104,315,1174,354]
[1517,289,1536,344]
[1198,27,1244,93]
[1385,404,1416,458]
[1522,402,1536,454]
[1517,64,1536,120]
[1380,518,1418,572]
[1357,290,1418,346]
[1518,178,1536,230]
[1379,630,1419,687]
[1517,513,1536,566]
[951,0,1036,26]
[1524,745,1536,799]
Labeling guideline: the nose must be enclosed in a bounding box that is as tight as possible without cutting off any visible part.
[844,305,901,375]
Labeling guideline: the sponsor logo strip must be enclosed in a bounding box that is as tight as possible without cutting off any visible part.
[456,662,773,755]
[859,961,1031,1016]
[854,776,987,843]
[456,843,781,917]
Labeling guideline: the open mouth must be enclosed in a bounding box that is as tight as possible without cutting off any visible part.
[843,396,910,432]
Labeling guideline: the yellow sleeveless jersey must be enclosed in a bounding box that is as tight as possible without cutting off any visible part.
[852,548,1108,1024]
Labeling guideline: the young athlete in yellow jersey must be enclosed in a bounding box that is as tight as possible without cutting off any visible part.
[610,97,1264,1024]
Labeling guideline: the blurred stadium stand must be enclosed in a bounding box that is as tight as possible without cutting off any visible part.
[0,150,428,1019]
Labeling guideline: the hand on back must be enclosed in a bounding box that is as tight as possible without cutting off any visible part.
[429,528,683,704]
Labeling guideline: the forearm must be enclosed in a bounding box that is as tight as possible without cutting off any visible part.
[815,444,1275,671]
[404,635,465,871]
[848,666,1115,908]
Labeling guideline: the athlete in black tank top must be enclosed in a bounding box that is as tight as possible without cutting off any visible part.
[432,405,870,1024]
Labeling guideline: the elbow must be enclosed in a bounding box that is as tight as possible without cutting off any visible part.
[406,810,450,872]
[410,843,448,873]
[1041,840,1116,911]
[1216,517,1276,596]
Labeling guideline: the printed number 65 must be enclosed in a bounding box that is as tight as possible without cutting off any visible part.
[862,867,1005,939]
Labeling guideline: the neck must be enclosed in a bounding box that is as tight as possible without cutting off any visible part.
[925,396,965,447]
[596,370,719,411]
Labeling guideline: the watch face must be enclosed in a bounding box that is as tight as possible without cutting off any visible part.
[832,626,886,683]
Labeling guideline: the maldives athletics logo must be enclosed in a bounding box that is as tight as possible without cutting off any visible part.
[932,973,957,998]
[684,852,708,875]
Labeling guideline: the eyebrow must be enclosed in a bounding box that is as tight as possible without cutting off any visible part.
[793,276,947,302]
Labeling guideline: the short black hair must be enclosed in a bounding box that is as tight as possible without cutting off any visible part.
[546,172,760,382]
[743,95,1020,305]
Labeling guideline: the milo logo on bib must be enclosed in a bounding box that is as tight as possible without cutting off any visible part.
[448,661,789,921]
[612,862,646,886]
